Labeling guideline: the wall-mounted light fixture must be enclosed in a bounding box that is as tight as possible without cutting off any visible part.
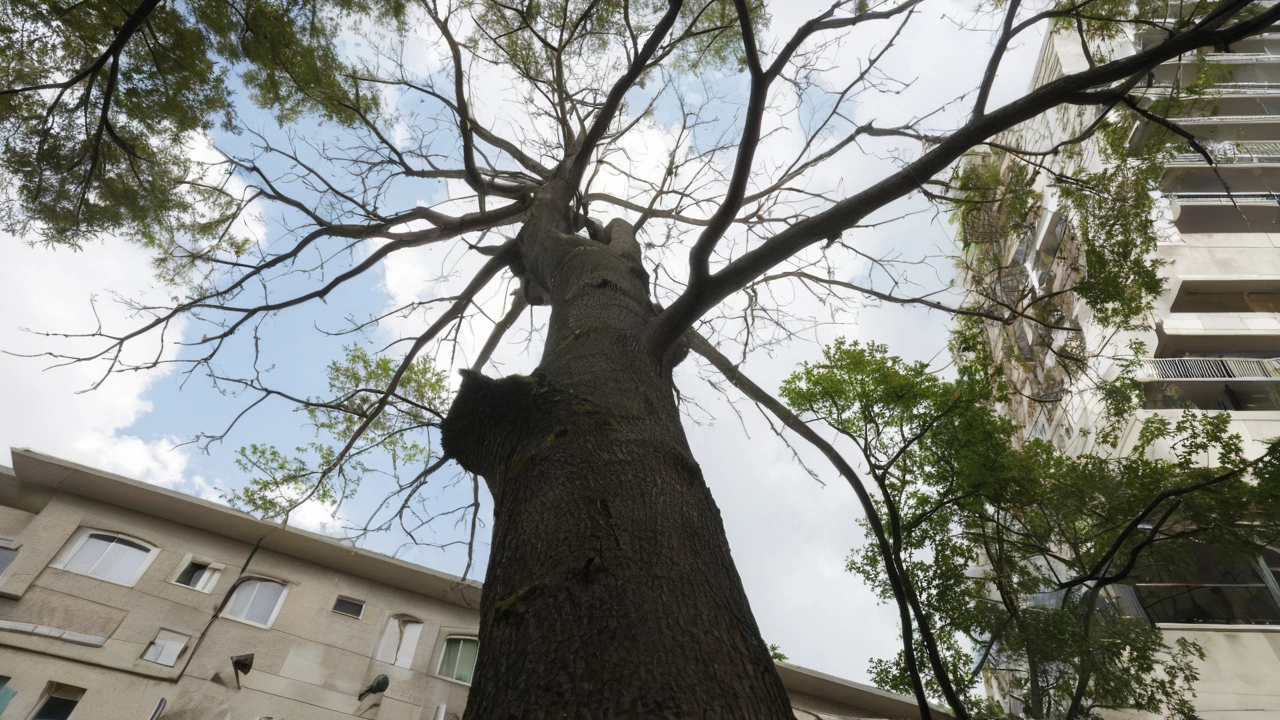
[231,653,254,689]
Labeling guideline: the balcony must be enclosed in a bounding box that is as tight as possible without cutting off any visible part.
[1135,356,1280,410]
[1140,82,1280,98]
[1143,379,1280,411]
[1171,115,1280,141]
[1152,53,1280,87]
[1157,312,1280,355]
[1168,140,1280,166]
[1135,29,1280,55]
[1167,193,1280,233]
[1134,357,1280,380]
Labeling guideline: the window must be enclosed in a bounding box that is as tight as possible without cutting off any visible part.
[375,615,423,668]
[332,596,365,619]
[222,578,288,627]
[0,547,18,579]
[29,683,84,720]
[1128,544,1280,625]
[0,675,13,714]
[56,530,157,586]
[171,559,221,593]
[168,554,225,593]
[437,637,479,684]
[141,629,190,667]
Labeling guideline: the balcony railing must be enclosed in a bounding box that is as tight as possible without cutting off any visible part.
[1168,192,1280,204]
[1146,82,1280,96]
[1135,357,1280,380]
[1202,53,1280,64]
[1170,140,1280,165]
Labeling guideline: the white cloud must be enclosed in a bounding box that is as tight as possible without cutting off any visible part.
[0,236,197,489]
[687,393,903,680]
[287,497,352,537]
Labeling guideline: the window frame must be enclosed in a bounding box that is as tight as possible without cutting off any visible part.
[27,682,84,720]
[331,595,366,619]
[375,614,424,668]
[140,628,191,667]
[0,674,13,715]
[220,576,290,629]
[436,635,480,686]
[0,543,19,581]
[166,553,225,594]
[51,528,159,588]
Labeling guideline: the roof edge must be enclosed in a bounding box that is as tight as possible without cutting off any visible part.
[776,662,952,719]
[7,448,481,609]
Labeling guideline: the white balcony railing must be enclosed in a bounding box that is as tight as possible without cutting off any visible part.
[1135,357,1280,380]
[1202,53,1280,64]
[1170,140,1280,165]
[1168,192,1280,204]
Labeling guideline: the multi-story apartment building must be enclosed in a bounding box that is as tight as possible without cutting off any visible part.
[0,448,944,720]
[964,18,1280,719]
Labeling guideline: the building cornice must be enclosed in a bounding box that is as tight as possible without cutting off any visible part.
[1,448,482,610]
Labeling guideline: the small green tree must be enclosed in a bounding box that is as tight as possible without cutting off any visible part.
[781,339,1280,720]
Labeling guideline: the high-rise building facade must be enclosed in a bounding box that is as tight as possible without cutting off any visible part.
[963,21,1280,718]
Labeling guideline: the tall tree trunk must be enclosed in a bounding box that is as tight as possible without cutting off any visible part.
[441,196,794,718]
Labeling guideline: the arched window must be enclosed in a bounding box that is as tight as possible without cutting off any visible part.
[223,578,289,627]
[375,614,423,668]
[437,637,479,684]
[56,529,157,586]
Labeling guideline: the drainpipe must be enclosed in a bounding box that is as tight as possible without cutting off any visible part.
[175,534,269,681]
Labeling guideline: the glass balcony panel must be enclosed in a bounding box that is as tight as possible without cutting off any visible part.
[1143,380,1280,410]
[1137,585,1280,624]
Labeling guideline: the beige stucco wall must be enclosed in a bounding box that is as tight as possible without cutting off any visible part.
[1161,626,1280,719]
[0,490,480,719]
[0,647,171,719]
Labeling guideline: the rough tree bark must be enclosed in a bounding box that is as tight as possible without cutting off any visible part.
[441,183,795,718]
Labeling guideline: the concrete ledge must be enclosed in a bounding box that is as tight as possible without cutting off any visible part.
[0,619,105,646]
[1157,623,1280,633]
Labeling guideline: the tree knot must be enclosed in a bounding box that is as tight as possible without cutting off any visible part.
[440,370,557,493]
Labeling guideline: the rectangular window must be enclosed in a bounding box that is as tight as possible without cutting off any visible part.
[30,683,84,720]
[141,629,190,667]
[223,578,288,627]
[0,675,13,715]
[175,561,207,587]
[173,561,220,592]
[56,530,157,587]
[0,547,18,579]
[375,615,423,668]
[332,596,365,619]
[438,637,479,684]
[1169,279,1280,313]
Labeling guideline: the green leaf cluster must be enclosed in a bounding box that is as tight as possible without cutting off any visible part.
[228,344,449,522]
[467,0,765,118]
[0,0,399,249]
[1058,120,1169,330]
